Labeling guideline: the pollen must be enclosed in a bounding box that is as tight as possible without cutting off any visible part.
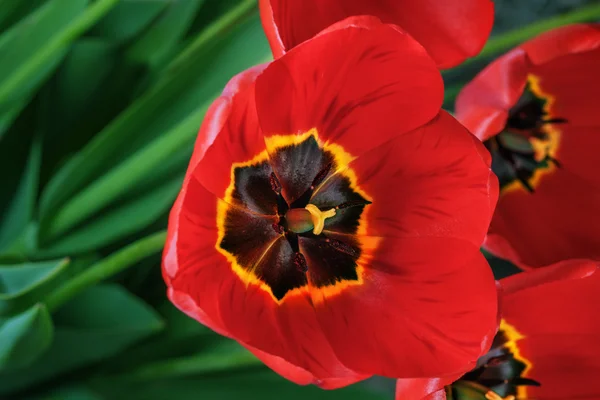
[305,204,336,235]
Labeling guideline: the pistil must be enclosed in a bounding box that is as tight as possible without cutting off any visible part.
[286,204,336,235]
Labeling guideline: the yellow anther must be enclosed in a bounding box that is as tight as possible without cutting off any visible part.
[304,204,336,235]
[485,391,515,400]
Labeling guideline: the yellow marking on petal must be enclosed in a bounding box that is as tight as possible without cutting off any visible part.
[502,74,562,195]
[304,204,336,235]
[500,319,533,399]
[485,391,515,400]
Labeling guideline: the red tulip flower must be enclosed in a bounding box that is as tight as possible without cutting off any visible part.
[259,0,494,68]
[163,17,498,388]
[455,24,600,269]
[396,259,599,400]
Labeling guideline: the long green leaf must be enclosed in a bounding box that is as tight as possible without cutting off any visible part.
[41,2,270,240]
[0,134,41,254]
[0,259,69,315]
[0,304,53,371]
[43,231,166,312]
[0,0,119,113]
[39,0,259,220]
[0,285,163,395]
[127,0,205,67]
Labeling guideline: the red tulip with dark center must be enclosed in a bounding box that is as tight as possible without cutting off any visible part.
[259,0,494,68]
[163,17,498,389]
[455,24,600,269]
[395,259,599,400]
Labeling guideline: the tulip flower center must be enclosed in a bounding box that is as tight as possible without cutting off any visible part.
[286,205,337,235]
[448,320,540,399]
[485,75,566,193]
[216,130,374,302]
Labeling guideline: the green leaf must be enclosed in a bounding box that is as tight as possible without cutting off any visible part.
[92,370,389,400]
[39,0,269,239]
[30,384,104,400]
[127,0,205,68]
[0,134,41,254]
[0,284,163,395]
[39,175,182,256]
[0,0,47,32]
[90,0,168,43]
[0,259,69,315]
[0,304,53,371]
[0,0,119,114]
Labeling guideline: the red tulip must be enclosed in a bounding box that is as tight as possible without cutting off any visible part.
[163,17,498,388]
[396,259,599,400]
[455,24,600,269]
[259,0,494,68]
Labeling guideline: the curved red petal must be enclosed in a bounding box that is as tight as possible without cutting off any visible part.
[513,334,600,400]
[500,259,598,295]
[261,0,493,68]
[455,48,530,141]
[259,0,285,59]
[337,111,498,247]
[520,23,600,65]
[487,125,600,268]
[502,267,600,336]
[245,344,367,391]
[314,237,497,378]
[396,375,456,400]
[168,171,366,386]
[422,390,447,400]
[191,64,269,201]
[255,16,443,158]
[163,63,269,285]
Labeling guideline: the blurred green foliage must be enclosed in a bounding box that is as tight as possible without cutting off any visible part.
[0,0,598,399]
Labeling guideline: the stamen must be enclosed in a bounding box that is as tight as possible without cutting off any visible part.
[305,204,336,235]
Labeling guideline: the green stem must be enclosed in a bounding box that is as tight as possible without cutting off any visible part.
[44,230,167,312]
[0,0,119,102]
[122,346,262,381]
[451,2,600,70]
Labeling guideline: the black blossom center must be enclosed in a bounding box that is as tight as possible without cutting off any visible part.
[447,325,540,400]
[485,78,566,192]
[218,133,371,301]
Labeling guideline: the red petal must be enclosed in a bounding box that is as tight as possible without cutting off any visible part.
[260,0,494,68]
[500,259,598,295]
[191,64,269,201]
[502,267,600,336]
[499,268,600,399]
[531,48,600,129]
[168,171,366,386]
[332,111,498,248]
[255,16,443,158]
[422,390,447,400]
[487,125,600,268]
[314,237,497,378]
[164,67,364,384]
[520,23,600,65]
[245,344,368,389]
[513,334,600,400]
[396,376,456,400]
[455,48,530,141]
